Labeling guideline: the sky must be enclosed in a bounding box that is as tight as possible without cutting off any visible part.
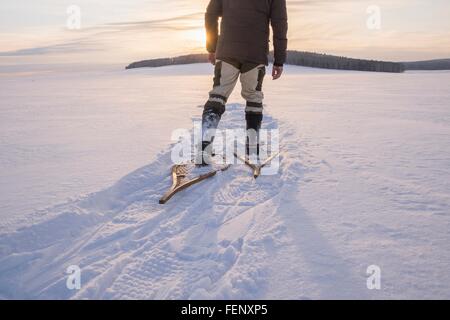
[0,0,449,65]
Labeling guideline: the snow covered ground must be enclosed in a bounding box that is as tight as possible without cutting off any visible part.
[0,63,449,299]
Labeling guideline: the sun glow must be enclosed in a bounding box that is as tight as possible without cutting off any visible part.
[186,28,207,48]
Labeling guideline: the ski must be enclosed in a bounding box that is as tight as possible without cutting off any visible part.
[233,151,280,178]
[159,162,231,204]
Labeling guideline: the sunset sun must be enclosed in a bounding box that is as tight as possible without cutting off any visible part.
[186,28,207,48]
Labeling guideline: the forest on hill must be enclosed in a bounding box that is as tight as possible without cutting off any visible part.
[126,51,405,73]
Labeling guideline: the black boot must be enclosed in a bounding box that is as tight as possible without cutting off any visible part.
[245,112,263,159]
[246,141,260,158]
[202,99,225,136]
[199,100,225,166]
[195,141,213,166]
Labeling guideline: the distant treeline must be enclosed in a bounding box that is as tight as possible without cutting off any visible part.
[280,51,404,73]
[126,51,410,73]
[126,54,209,69]
[401,59,450,70]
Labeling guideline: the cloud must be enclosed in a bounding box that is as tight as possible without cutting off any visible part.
[0,12,204,57]
[104,12,203,28]
[0,40,100,56]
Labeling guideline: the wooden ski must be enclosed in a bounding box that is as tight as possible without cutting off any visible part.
[233,152,280,178]
[159,163,231,204]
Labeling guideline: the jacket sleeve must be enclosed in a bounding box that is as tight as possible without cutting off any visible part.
[270,0,288,66]
[205,0,223,53]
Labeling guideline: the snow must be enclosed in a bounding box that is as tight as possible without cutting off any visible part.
[0,63,449,299]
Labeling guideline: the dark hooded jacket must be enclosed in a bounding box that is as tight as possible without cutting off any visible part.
[205,0,288,66]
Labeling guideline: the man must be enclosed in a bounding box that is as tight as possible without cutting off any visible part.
[199,0,288,165]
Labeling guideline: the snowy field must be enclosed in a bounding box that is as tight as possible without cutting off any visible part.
[0,63,449,299]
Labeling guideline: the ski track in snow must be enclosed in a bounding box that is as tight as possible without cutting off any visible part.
[0,104,307,299]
